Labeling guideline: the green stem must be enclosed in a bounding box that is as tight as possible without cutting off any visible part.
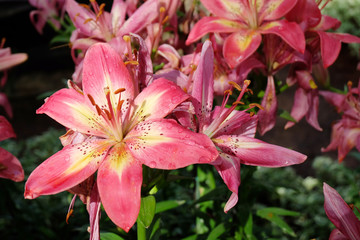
[137,219,146,240]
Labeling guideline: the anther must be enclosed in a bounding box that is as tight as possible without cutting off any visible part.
[249,112,255,117]
[228,81,242,91]
[232,101,244,106]
[162,16,169,25]
[84,18,93,24]
[95,105,102,116]
[114,88,126,94]
[79,3,90,9]
[123,35,131,43]
[224,89,233,96]
[246,89,253,95]
[66,209,74,224]
[125,60,139,65]
[244,79,251,86]
[87,94,96,106]
[104,109,112,120]
[117,100,124,112]
[249,103,263,110]
[159,6,166,13]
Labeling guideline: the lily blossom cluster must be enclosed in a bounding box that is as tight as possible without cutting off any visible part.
[0,38,27,182]
[323,183,360,240]
[320,82,360,162]
[21,0,360,237]
[185,0,360,135]
[25,43,218,232]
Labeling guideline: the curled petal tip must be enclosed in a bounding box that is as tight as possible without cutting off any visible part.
[24,189,39,199]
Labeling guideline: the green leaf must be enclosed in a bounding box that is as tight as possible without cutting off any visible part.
[181,235,197,240]
[206,223,226,240]
[278,110,297,123]
[138,196,156,228]
[100,232,125,240]
[155,200,185,214]
[244,213,253,238]
[257,207,300,217]
[256,207,299,237]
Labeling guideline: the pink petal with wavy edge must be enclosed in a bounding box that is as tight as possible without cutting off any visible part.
[82,43,135,113]
[329,229,349,240]
[319,90,346,112]
[258,0,297,22]
[128,78,189,129]
[0,93,13,118]
[0,116,15,141]
[285,0,321,29]
[214,152,240,212]
[260,20,305,54]
[24,139,111,199]
[29,10,47,34]
[97,143,142,232]
[323,183,360,240]
[214,135,307,167]
[125,119,218,169]
[89,183,101,240]
[285,87,308,130]
[316,31,341,68]
[37,88,109,138]
[0,148,24,182]
[157,44,181,69]
[305,90,322,131]
[65,0,101,38]
[186,17,245,45]
[111,0,127,33]
[119,0,159,36]
[257,75,277,136]
[211,107,257,138]
[191,40,214,128]
[200,0,247,20]
[223,31,262,68]
[0,52,27,72]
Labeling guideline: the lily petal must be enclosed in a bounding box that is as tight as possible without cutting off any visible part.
[129,78,189,129]
[316,31,341,68]
[0,115,16,141]
[259,20,305,54]
[223,31,262,68]
[37,88,109,138]
[213,135,307,167]
[258,0,297,22]
[192,40,214,127]
[65,0,101,38]
[323,183,360,240]
[0,52,28,72]
[82,43,135,113]
[329,229,349,240]
[200,0,247,20]
[214,152,240,212]
[97,143,142,232]
[211,107,257,138]
[186,17,245,45]
[125,119,218,169]
[0,148,24,182]
[24,139,111,199]
[119,0,159,36]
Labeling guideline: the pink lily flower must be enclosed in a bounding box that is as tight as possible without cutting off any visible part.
[186,0,305,68]
[29,0,65,34]
[323,183,360,240]
[255,34,306,135]
[186,41,307,211]
[320,82,360,162]
[0,38,28,87]
[0,116,24,182]
[286,0,360,68]
[24,43,218,232]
